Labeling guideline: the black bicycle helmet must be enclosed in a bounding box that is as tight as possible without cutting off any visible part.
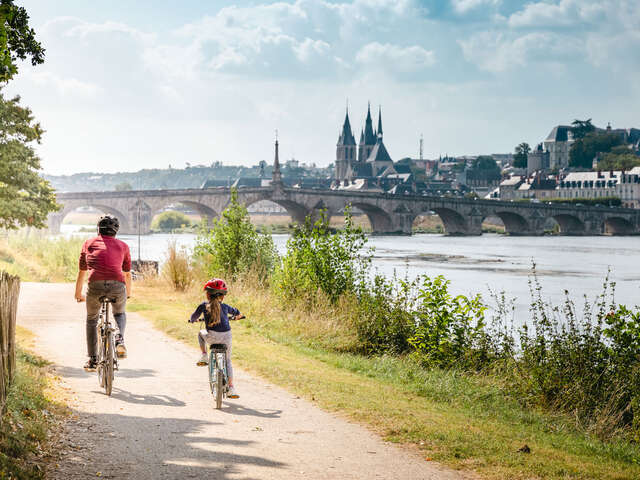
[97,214,120,236]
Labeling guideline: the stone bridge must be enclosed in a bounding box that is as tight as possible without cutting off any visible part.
[49,185,640,236]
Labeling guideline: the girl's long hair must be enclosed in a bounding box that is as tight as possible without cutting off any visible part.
[205,292,223,328]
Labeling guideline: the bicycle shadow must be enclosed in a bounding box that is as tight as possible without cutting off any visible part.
[53,365,157,379]
[219,402,282,418]
[94,388,186,407]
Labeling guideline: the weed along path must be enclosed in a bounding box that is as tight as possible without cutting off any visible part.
[17,282,466,480]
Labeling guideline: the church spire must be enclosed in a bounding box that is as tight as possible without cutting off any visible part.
[377,105,383,139]
[363,101,376,145]
[272,131,282,185]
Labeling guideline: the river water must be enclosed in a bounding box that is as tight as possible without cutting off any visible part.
[63,226,640,321]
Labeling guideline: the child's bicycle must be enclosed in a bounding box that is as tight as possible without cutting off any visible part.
[190,315,244,409]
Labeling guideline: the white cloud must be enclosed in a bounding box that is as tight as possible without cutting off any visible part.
[451,0,500,14]
[508,0,607,28]
[293,38,331,62]
[28,71,102,97]
[459,31,581,72]
[356,42,435,71]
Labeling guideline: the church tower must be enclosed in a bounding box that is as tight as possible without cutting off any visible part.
[335,108,356,182]
[358,102,377,162]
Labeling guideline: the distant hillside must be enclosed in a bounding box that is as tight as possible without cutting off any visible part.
[45,164,268,192]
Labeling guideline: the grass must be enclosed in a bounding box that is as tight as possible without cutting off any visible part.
[129,277,640,480]
[0,233,85,282]
[0,326,70,479]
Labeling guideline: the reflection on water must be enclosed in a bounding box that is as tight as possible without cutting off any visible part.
[62,225,640,320]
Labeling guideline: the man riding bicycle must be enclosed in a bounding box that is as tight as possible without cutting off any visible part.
[75,215,132,371]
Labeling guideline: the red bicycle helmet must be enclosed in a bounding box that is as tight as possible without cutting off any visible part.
[203,278,228,295]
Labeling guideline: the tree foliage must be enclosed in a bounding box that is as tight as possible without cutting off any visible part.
[570,118,595,140]
[152,210,191,231]
[0,92,58,229]
[471,155,500,172]
[194,189,278,279]
[513,142,530,169]
[597,153,640,171]
[569,132,624,169]
[0,0,44,82]
[114,181,132,191]
[274,207,371,305]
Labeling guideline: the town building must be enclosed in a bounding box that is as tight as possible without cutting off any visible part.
[557,167,640,208]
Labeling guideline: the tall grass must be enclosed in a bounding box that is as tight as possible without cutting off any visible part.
[0,232,85,282]
[161,240,194,291]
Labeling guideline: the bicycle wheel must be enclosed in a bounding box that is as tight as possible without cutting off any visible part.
[209,352,223,409]
[104,332,115,396]
[208,350,215,394]
[97,329,106,388]
[214,364,223,409]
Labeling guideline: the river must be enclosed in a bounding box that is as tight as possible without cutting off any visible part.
[62,226,640,321]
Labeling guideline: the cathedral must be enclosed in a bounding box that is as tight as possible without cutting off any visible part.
[334,103,394,185]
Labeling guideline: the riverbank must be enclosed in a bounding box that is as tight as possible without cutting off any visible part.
[128,276,640,480]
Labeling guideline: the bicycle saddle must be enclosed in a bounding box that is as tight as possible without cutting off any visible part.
[209,343,227,351]
[98,296,117,303]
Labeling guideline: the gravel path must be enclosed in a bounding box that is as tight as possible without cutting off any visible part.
[18,282,467,480]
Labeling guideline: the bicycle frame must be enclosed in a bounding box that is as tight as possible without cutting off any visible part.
[208,344,229,409]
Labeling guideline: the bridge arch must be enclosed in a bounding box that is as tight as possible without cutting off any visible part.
[53,203,131,234]
[431,207,469,235]
[243,197,309,225]
[603,217,635,235]
[550,214,586,235]
[491,211,530,235]
[350,202,393,233]
[150,200,218,229]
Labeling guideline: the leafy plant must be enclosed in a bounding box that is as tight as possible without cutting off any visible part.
[273,207,371,305]
[194,189,278,279]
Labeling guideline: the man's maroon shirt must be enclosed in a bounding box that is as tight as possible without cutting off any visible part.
[79,235,131,283]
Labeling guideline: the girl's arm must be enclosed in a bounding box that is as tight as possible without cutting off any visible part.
[188,303,206,323]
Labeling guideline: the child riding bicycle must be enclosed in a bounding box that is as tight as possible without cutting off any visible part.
[188,278,243,399]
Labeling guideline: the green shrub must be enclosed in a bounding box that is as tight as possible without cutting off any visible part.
[409,275,487,369]
[351,274,416,355]
[152,211,191,231]
[273,208,371,305]
[194,189,278,279]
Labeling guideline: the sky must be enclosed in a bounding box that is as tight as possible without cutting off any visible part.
[6,0,640,175]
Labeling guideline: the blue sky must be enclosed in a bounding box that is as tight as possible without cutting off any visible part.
[8,0,640,174]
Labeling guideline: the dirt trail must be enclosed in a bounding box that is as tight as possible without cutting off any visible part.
[18,282,466,480]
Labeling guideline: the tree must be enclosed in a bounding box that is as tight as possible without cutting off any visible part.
[570,119,595,140]
[0,92,58,229]
[597,153,640,171]
[0,1,45,82]
[114,181,133,191]
[513,142,530,169]
[194,189,278,279]
[152,211,191,231]
[569,131,624,169]
[472,156,500,173]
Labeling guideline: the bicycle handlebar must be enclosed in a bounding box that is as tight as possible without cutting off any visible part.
[188,314,245,323]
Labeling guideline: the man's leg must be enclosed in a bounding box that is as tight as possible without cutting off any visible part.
[109,282,128,357]
[84,282,103,369]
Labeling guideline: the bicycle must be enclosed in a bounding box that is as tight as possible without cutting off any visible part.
[191,315,244,409]
[96,296,118,396]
